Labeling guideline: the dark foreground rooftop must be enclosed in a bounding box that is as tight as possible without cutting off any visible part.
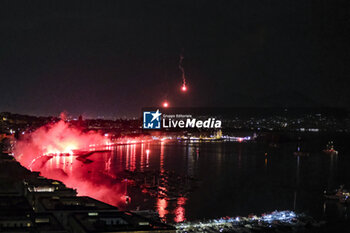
[70,211,176,233]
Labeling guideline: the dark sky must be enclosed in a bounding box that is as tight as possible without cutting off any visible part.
[0,1,349,118]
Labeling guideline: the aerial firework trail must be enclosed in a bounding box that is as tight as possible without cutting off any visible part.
[179,50,187,92]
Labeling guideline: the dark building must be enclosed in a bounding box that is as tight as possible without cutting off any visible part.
[69,211,176,233]
[0,196,34,231]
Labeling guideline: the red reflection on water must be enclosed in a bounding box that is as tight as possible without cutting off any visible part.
[156,141,168,219]
[33,151,125,207]
[130,144,136,171]
[157,198,168,218]
[146,147,150,168]
[174,197,187,223]
[140,144,144,172]
[160,141,165,174]
[126,145,130,170]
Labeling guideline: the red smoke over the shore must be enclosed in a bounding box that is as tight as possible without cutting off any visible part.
[15,120,109,167]
[14,121,125,206]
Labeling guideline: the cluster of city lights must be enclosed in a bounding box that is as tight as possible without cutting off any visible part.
[221,136,252,142]
[176,211,298,232]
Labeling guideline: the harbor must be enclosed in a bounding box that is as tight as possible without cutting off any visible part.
[19,133,350,226]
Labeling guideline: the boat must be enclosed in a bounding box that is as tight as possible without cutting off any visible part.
[339,196,350,204]
[324,185,350,202]
[293,145,309,157]
[293,151,309,157]
[75,156,93,164]
[165,196,178,201]
[323,141,338,155]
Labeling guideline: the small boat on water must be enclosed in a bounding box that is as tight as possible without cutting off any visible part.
[293,151,309,157]
[323,141,338,155]
[293,146,309,157]
[324,185,350,203]
[75,156,93,164]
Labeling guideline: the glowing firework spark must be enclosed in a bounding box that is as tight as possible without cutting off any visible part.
[163,101,169,108]
[179,50,187,92]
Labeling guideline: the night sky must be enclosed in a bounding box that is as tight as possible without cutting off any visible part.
[1,1,349,118]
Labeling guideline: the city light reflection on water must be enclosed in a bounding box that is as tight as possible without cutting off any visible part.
[29,138,350,223]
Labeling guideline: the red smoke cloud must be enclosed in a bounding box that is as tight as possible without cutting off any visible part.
[14,121,125,207]
[15,120,108,167]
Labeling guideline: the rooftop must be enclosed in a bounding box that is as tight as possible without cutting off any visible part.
[39,196,117,211]
[71,211,176,233]
[34,212,66,233]
[0,196,33,215]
